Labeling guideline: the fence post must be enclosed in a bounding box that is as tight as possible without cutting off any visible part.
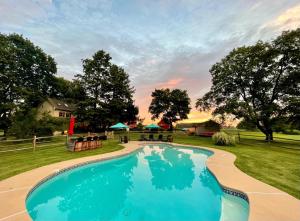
[66,134,68,145]
[33,135,37,151]
[238,131,241,142]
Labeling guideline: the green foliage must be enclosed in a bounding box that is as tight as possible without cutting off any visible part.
[134,117,145,131]
[212,132,236,146]
[38,113,69,132]
[75,50,138,131]
[8,109,38,138]
[8,110,68,138]
[197,29,300,141]
[50,77,86,103]
[203,120,221,131]
[149,88,191,130]
[237,119,257,130]
[0,33,57,136]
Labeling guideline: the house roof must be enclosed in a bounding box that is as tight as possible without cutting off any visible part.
[47,98,75,112]
[177,120,220,128]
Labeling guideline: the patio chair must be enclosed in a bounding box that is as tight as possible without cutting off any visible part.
[139,134,147,141]
[124,136,128,143]
[87,137,92,149]
[92,136,98,149]
[158,134,163,141]
[120,135,129,143]
[149,134,154,141]
[167,135,173,142]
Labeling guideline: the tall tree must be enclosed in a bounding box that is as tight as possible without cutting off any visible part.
[0,33,57,136]
[75,50,111,130]
[106,64,138,124]
[149,88,191,130]
[50,77,86,103]
[196,29,300,141]
[75,50,138,131]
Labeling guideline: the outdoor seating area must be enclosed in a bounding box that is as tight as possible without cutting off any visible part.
[119,135,129,143]
[67,136,102,152]
[138,134,173,142]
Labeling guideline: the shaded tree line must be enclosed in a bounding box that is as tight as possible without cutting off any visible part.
[75,50,138,131]
[0,33,138,137]
[196,29,300,141]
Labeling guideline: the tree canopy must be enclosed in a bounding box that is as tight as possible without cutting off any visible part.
[149,88,191,130]
[196,29,300,141]
[50,77,86,103]
[0,33,57,135]
[75,50,138,131]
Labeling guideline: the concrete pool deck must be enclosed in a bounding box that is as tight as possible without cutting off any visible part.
[0,141,299,221]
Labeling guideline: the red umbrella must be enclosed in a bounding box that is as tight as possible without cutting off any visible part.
[68,115,75,136]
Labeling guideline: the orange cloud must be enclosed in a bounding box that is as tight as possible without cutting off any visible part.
[265,4,300,30]
[156,78,184,89]
[177,109,212,124]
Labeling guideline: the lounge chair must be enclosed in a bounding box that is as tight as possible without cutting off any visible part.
[167,135,173,142]
[158,134,163,141]
[149,134,154,141]
[120,135,129,143]
[138,134,147,141]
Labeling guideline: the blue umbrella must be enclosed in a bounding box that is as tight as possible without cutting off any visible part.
[144,123,160,129]
[110,122,129,129]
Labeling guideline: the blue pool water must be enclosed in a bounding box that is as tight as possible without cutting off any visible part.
[26,144,249,221]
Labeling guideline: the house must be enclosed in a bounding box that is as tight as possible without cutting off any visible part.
[158,119,170,130]
[127,121,137,129]
[38,98,75,118]
[177,120,221,136]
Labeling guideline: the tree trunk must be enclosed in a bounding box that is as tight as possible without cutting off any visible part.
[256,122,273,142]
[169,122,173,131]
[265,129,273,142]
[3,128,8,138]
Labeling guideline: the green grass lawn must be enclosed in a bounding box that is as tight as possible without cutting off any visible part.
[0,139,124,180]
[171,133,300,199]
[0,131,299,199]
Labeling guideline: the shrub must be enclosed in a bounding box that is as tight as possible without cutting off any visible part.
[212,132,236,146]
[8,109,67,138]
[282,130,300,135]
[8,109,38,138]
[35,126,53,137]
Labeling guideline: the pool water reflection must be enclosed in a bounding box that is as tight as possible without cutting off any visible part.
[26,144,249,221]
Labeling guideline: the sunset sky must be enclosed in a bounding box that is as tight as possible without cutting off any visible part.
[1,0,299,124]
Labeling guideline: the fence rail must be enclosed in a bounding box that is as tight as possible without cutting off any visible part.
[0,135,67,153]
[222,129,300,142]
[0,130,299,153]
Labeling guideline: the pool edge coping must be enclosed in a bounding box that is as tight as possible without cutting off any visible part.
[0,141,299,221]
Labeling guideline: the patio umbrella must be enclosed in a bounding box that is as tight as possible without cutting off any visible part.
[68,115,75,136]
[144,123,161,129]
[110,122,129,129]
[110,123,129,142]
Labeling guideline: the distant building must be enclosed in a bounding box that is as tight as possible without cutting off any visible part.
[177,120,221,136]
[38,98,75,118]
[158,119,170,130]
[127,121,137,129]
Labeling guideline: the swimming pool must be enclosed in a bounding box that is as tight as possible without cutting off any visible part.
[26,144,249,221]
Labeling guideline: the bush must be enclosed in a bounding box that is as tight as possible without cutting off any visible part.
[212,132,236,146]
[35,126,53,137]
[8,109,67,138]
[282,130,300,135]
[8,109,38,138]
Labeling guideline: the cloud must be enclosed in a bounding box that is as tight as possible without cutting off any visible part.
[264,4,300,31]
[1,0,300,123]
[0,0,52,27]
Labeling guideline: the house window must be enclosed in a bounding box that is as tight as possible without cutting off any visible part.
[66,113,71,118]
[59,112,65,117]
